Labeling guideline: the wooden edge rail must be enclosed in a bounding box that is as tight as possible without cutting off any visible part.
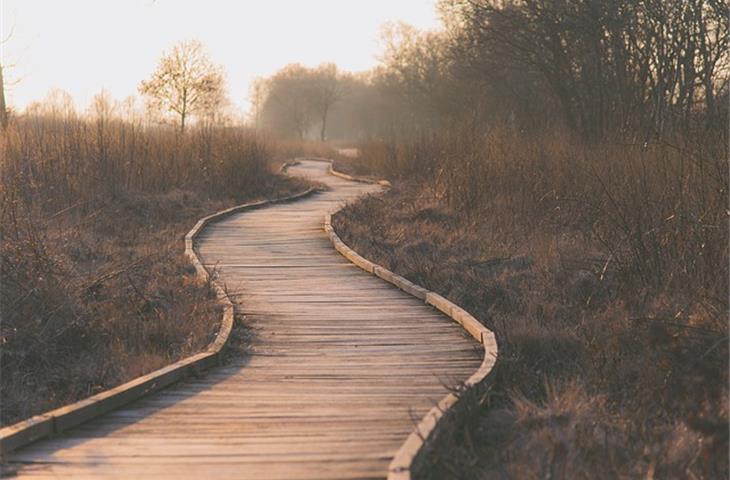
[0,162,317,457]
[322,170,498,480]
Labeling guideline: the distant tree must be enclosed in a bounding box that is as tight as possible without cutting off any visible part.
[24,89,77,120]
[257,63,344,140]
[320,72,379,140]
[309,64,343,141]
[90,89,115,122]
[248,76,267,129]
[1,26,16,129]
[260,64,315,139]
[0,64,8,129]
[139,40,225,133]
[373,22,456,134]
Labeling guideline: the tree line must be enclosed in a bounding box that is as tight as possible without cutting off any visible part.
[251,63,342,140]
[1,39,231,133]
[3,0,726,141]
[255,0,728,142]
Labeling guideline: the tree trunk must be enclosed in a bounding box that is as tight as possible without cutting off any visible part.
[320,106,329,142]
[180,89,188,134]
[0,64,7,129]
[697,5,717,126]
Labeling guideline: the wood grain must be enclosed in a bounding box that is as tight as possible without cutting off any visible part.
[3,160,481,479]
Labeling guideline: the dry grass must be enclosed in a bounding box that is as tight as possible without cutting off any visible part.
[0,114,310,426]
[333,127,728,479]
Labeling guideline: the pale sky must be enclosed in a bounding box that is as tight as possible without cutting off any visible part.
[0,0,440,114]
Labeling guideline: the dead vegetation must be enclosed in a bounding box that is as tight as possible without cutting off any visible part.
[333,128,728,479]
[0,113,312,426]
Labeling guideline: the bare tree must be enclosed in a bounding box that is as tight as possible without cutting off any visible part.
[260,64,315,139]
[248,76,267,129]
[0,25,15,129]
[376,22,455,133]
[256,64,345,140]
[0,64,7,129]
[25,88,77,120]
[309,64,342,141]
[139,40,225,133]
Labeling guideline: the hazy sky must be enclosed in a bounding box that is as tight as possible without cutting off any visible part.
[1,0,440,114]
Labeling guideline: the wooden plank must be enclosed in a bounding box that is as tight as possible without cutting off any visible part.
[425,292,454,316]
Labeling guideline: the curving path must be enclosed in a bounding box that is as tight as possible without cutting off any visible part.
[5,160,480,479]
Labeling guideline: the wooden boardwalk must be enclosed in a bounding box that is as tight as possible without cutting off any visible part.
[5,160,480,479]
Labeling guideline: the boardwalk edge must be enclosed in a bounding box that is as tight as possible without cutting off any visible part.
[321,163,498,480]
[0,163,317,457]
